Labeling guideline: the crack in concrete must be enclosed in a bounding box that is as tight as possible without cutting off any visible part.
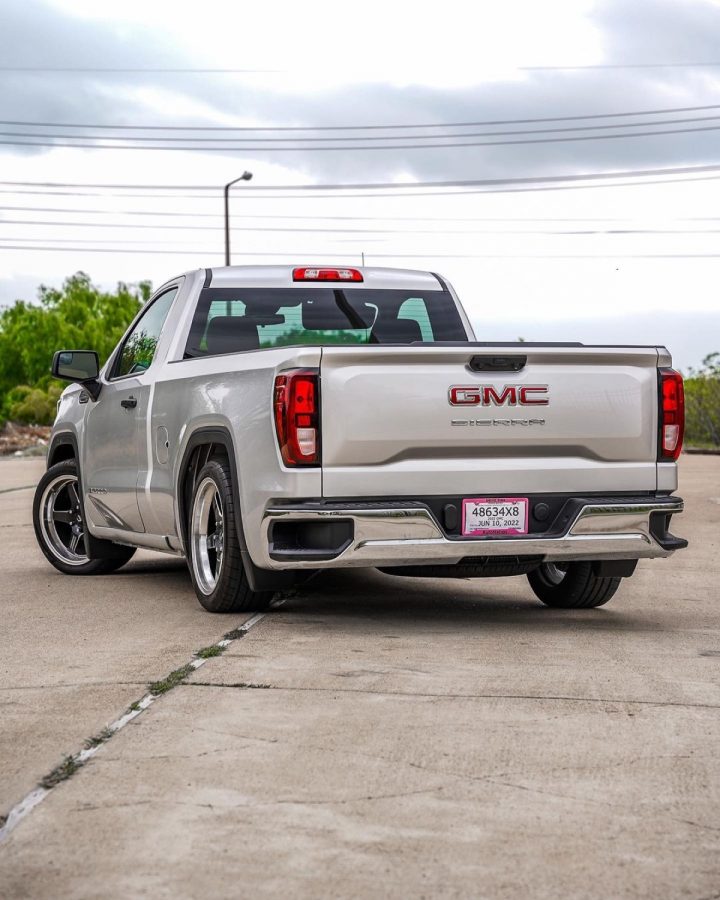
[268,787,444,807]
[186,681,720,711]
[0,485,34,495]
[0,681,149,691]
[0,610,273,844]
[74,787,444,812]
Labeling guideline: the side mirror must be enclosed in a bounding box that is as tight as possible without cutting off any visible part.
[51,350,101,400]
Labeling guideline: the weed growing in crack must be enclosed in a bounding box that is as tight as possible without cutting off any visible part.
[223,627,246,642]
[195,644,223,659]
[149,663,194,696]
[128,701,142,712]
[84,727,114,750]
[40,755,82,789]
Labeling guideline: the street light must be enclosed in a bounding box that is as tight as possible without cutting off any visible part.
[224,171,253,266]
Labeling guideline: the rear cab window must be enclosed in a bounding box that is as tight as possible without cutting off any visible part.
[184,288,466,357]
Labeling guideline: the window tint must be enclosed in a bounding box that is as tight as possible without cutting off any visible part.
[115,287,178,377]
[185,288,466,357]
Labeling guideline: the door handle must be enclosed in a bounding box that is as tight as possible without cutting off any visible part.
[120,396,137,409]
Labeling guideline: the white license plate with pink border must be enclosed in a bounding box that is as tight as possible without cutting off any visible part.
[462,497,529,536]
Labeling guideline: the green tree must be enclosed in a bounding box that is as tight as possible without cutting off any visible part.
[684,352,720,448]
[0,272,151,424]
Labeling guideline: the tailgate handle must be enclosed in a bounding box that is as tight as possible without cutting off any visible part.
[469,355,527,372]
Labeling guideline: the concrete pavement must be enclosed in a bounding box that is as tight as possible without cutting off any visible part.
[0,458,255,808]
[0,455,718,898]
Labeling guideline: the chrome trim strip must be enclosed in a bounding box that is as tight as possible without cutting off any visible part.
[260,499,684,570]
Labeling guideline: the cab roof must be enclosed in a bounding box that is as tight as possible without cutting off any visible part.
[203,265,446,292]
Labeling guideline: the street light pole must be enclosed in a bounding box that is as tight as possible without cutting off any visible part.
[224,171,253,266]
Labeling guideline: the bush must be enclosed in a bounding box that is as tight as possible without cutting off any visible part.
[684,353,720,449]
[3,383,63,425]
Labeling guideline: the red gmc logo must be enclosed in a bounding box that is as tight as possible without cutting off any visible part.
[448,385,549,406]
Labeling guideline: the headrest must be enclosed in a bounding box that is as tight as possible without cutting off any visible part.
[370,318,424,344]
[205,317,260,355]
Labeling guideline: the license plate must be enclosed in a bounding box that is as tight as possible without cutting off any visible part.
[462,497,529,536]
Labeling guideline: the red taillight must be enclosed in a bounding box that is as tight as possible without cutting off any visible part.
[292,267,363,282]
[659,368,684,461]
[274,369,320,466]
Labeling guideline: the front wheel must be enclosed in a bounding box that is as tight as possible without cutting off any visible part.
[33,460,136,575]
[527,561,621,609]
[187,457,273,613]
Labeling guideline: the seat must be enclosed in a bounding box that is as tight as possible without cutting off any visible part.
[369,318,424,344]
[205,317,261,354]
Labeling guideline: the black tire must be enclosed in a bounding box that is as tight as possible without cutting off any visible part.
[527,561,621,609]
[33,459,136,576]
[186,456,273,613]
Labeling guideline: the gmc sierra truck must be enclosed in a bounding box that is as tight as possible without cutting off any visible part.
[33,265,687,612]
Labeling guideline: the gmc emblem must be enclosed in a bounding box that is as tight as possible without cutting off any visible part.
[448,385,549,406]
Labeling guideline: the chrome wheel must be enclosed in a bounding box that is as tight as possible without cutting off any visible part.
[39,474,88,566]
[190,476,224,595]
[538,562,569,586]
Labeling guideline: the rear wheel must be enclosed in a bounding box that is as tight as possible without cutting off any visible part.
[527,561,621,608]
[33,460,136,575]
[187,457,273,613]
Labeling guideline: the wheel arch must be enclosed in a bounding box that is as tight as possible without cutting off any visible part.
[176,426,296,592]
[47,431,79,468]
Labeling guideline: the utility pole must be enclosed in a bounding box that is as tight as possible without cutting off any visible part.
[224,171,253,266]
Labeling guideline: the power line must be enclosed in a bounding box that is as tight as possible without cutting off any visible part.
[4,218,720,236]
[3,169,720,202]
[524,62,720,70]
[5,114,720,144]
[3,63,720,74]
[6,204,708,221]
[3,103,720,132]
[0,66,278,74]
[1,242,719,259]
[3,177,720,201]
[4,163,720,193]
[5,121,720,150]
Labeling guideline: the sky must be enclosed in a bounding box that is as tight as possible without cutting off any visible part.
[1,0,720,370]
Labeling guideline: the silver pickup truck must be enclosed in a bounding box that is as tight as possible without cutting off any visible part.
[33,265,687,612]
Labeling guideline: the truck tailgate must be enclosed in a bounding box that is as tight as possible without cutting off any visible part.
[319,345,660,497]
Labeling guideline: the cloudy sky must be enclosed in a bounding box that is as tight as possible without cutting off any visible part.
[2,0,720,369]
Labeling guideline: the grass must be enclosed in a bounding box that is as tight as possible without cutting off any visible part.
[40,755,82,789]
[195,644,223,659]
[83,727,114,750]
[223,627,246,642]
[148,663,194,696]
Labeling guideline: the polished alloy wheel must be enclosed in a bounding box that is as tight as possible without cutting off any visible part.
[39,474,88,566]
[538,562,569,586]
[190,476,225,595]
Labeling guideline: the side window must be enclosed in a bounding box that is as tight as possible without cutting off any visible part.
[114,288,178,378]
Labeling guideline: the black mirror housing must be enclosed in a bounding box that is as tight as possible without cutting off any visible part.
[51,350,101,399]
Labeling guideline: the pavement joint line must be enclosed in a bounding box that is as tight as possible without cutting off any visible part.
[0,484,35,494]
[185,682,720,710]
[0,607,274,845]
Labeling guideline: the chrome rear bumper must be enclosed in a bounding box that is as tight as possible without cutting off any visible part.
[259,497,685,570]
